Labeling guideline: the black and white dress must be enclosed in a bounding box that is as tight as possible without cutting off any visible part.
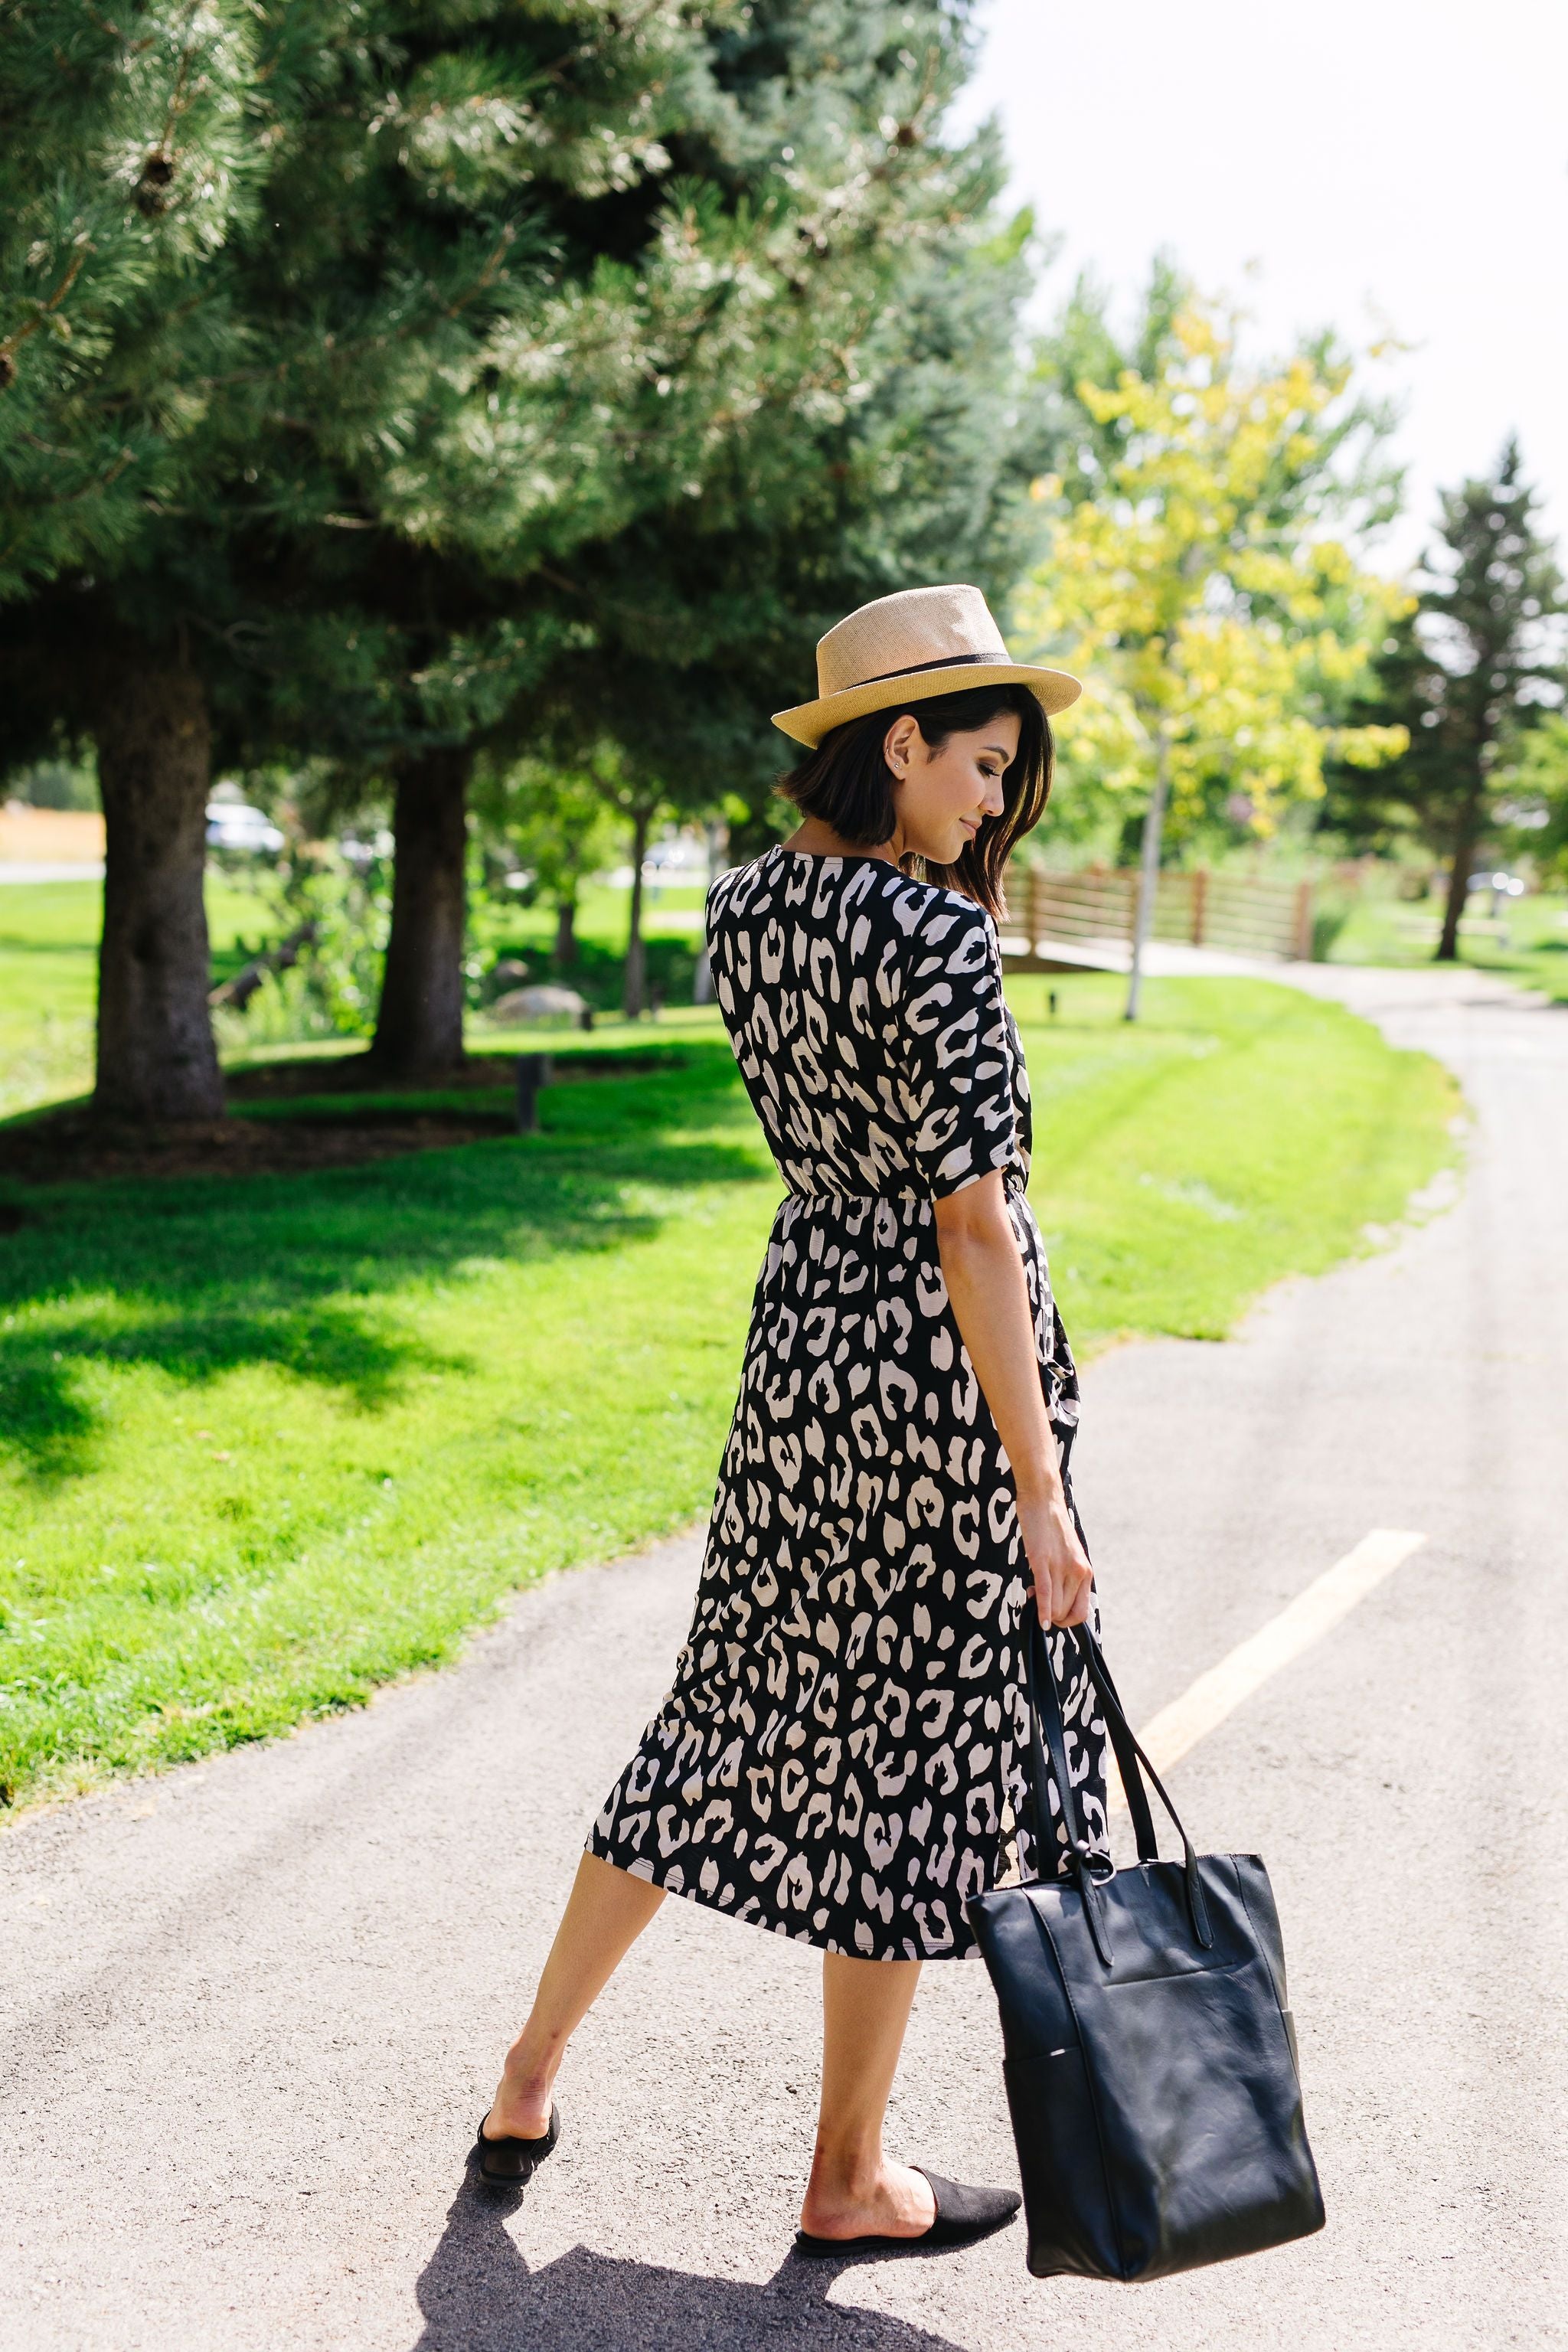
[588,845,1107,1961]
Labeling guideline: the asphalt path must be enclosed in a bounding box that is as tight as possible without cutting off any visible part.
[3,962,1565,2351]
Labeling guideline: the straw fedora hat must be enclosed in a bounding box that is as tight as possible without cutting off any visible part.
[772,583,1080,748]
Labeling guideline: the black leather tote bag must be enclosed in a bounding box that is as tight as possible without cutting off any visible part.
[966,1620,1325,2282]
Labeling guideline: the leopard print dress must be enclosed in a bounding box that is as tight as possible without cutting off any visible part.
[587,844,1108,1960]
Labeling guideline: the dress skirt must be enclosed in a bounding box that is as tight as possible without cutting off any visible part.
[586,1181,1109,1962]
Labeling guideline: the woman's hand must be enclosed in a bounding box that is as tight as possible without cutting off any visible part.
[1017,1489,1094,1628]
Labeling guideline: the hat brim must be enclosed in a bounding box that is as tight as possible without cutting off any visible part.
[771,661,1081,749]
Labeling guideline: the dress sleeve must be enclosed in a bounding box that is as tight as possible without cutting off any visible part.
[900,892,1018,1199]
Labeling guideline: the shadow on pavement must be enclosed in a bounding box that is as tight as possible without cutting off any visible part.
[412,2175,975,2350]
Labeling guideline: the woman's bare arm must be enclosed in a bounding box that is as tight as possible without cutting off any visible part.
[933,1170,1093,1628]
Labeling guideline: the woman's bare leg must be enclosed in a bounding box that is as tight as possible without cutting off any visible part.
[797,1952,936,2239]
[484,1854,665,2140]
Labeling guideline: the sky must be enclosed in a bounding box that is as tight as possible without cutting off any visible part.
[952,0,1568,579]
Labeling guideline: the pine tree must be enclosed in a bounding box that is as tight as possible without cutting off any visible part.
[0,3,262,1118]
[508,155,1057,950]
[339,0,1038,1057]
[1327,440,1565,958]
[0,2,747,1101]
[217,0,738,1074]
[3,1,1044,1096]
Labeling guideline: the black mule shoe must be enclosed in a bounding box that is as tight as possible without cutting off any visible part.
[794,2167,1020,2256]
[472,2103,560,2187]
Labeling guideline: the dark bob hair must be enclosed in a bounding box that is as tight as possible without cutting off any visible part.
[776,682,1052,923]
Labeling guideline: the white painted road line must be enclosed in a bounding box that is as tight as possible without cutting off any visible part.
[1109,1527,1429,1814]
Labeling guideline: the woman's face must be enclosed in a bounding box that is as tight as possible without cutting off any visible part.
[884,707,1021,866]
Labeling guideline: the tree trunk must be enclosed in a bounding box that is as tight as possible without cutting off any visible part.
[371,745,472,1080]
[1436,792,1483,961]
[554,894,577,968]
[622,807,652,1019]
[1123,727,1171,1023]
[93,662,225,1122]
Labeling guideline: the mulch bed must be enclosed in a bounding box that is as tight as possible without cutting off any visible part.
[0,1105,514,1190]
[223,1055,509,1102]
[222,1046,685,1100]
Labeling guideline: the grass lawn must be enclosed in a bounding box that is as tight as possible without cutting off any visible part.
[0,871,713,1119]
[0,970,1458,1812]
[475,874,707,949]
[1328,886,1568,1003]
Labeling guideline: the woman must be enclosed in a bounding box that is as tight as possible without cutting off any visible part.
[476,583,1108,2254]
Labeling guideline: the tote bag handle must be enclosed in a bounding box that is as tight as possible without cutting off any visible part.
[1024,1615,1214,1959]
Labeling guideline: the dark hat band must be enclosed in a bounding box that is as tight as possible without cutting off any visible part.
[841,648,1011,691]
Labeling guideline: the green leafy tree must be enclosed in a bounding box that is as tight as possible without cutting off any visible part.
[1325,439,1566,956]
[472,760,622,969]
[1020,294,1408,1014]
[594,757,673,1020]
[1493,714,1568,884]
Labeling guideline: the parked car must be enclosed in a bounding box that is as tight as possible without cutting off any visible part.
[206,801,284,855]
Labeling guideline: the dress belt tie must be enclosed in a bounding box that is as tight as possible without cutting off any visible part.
[780,1171,1026,1211]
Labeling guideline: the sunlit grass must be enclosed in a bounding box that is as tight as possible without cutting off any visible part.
[1328,886,1568,1003]
[0,974,1458,1812]
[0,870,711,1117]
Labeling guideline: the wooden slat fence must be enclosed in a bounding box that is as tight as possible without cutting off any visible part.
[1001,864,1313,969]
